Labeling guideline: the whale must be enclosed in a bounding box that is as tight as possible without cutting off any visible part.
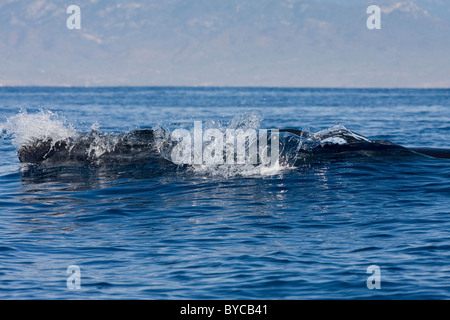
[16,128,450,165]
[17,129,159,164]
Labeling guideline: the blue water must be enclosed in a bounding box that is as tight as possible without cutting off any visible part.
[0,87,449,299]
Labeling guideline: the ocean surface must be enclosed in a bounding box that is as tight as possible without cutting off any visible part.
[0,87,449,299]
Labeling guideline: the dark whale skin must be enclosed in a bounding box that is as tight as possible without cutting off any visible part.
[16,129,450,164]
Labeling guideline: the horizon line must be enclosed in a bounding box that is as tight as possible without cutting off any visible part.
[0,85,448,90]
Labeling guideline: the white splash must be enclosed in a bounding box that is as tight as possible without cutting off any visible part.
[154,112,293,177]
[310,124,371,147]
[0,108,78,148]
[187,162,292,178]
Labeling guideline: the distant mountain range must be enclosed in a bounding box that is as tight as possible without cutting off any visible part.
[0,0,449,87]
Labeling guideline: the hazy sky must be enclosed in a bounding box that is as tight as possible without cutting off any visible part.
[0,0,449,87]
